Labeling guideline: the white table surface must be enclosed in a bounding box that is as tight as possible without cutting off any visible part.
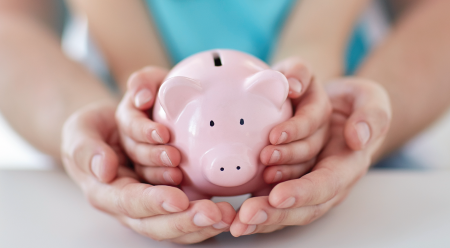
[1,169,449,248]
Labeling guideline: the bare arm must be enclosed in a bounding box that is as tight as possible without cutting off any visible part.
[358,0,450,159]
[67,0,170,90]
[0,0,116,159]
[276,0,450,159]
[273,0,371,82]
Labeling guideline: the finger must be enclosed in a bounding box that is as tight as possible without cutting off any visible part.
[68,137,119,183]
[135,164,183,185]
[261,124,328,165]
[121,135,180,167]
[234,195,340,237]
[116,92,170,145]
[86,178,189,218]
[272,57,313,99]
[229,210,255,237]
[263,159,315,184]
[123,200,223,241]
[253,225,285,235]
[268,150,365,209]
[326,78,392,150]
[127,66,168,110]
[170,202,235,244]
[239,196,329,225]
[62,106,120,183]
[268,79,332,145]
[230,200,283,237]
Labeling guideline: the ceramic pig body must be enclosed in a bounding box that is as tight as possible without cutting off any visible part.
[153,49,292,200]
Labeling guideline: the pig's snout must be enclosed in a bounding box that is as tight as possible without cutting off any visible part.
[202,145,257,187]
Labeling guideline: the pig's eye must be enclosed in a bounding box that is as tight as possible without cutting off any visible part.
[210,120,215,127]
[240,119,244,125]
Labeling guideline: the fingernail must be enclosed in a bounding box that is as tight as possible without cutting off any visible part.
[162,202,182,213]
[134,89,152,108]
[269,150,281,164]
[91,155,103,179]
[248,210,268,225]
[272,171,282,183]
[163,171,175,184]
[243,225,256,235]
[355,122,370,146]
[277,197,295,208]
[288,78,302,94]
[160,151,173,166]
[276,132,288,144]
[151,130,164,143]
[212,221,228,229]
[193,213,216,227]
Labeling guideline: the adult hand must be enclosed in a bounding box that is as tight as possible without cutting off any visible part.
[231,78,391,236]
[61,101,235,244]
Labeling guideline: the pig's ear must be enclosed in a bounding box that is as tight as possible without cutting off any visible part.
[158,76,202,120]
[244,70,289,109]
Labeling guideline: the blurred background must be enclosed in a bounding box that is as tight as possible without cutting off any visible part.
[0,0,450,170]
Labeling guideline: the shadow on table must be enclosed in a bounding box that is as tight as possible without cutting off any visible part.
[372,150,427,170]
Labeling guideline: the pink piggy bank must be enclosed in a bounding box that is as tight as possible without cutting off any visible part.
[153,49,292,200]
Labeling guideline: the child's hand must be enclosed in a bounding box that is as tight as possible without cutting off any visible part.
[260,57,332,185]
[230,78,391,236]
[115,66,183,185]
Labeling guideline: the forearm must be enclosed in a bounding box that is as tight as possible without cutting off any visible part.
[273,0,371,82]
[67,0,170,90]
[0,14,117,159]
[357,0,450,160]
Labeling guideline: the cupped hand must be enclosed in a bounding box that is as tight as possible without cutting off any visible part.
[61,101,235,244]
[260,57,332,185]
[231,77,391,236]
[115,66,183,186]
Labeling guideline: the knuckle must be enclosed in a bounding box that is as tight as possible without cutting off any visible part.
[304,205,321,225]
[302,117,315,138]
[302,140,314,160]
[173,221,191,235]
[127,72,141,90]
[122,136,138,159]
[369,107,391,137]
[129,119,142,137]
[322,167,340,200]
[86,193,103,212]
[282,146,294,164]
[139,225,164,241]
[70,141,88,167]
[116,185,134,217]
[288,118,301,140]
[299,176,316,204]
[275,209,289,224]
[142,187,159,213]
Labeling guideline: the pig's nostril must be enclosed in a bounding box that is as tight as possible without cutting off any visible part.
[220,167,224,171]
[236,166,241,170]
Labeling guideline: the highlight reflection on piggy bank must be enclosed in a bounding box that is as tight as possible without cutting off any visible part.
[153,49,292,200]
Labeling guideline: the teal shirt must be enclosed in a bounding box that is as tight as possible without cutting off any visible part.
[146,0,296,64]
[145,0,369,74]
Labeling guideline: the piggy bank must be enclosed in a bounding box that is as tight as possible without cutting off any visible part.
[153,49,292,200]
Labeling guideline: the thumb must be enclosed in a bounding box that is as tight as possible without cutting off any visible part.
[128,66,169,110]
[326,78,392,151]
